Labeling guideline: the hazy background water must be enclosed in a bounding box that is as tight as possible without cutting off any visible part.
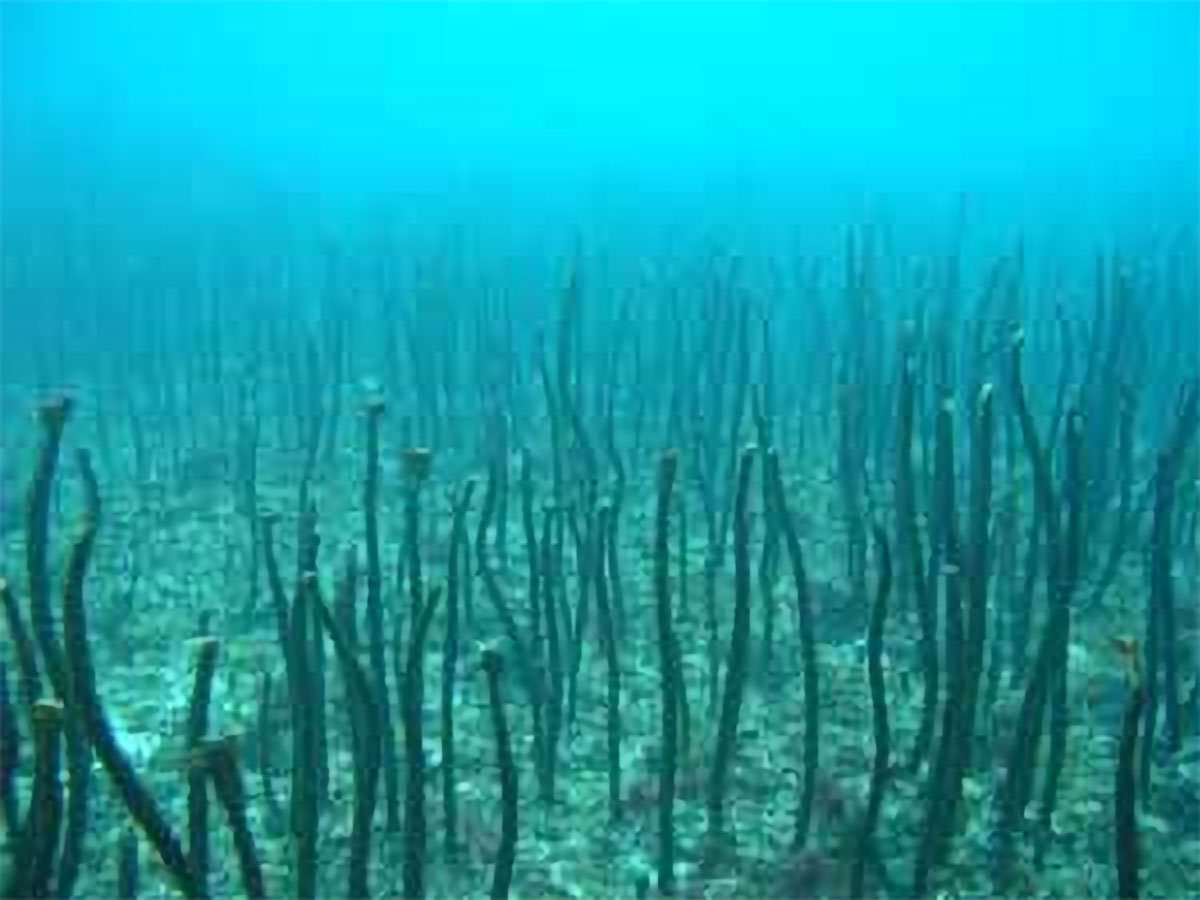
[3,1,1196,247]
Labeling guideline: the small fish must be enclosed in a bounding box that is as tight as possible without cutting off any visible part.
[1111,635,1138,656]
[1111,636,1143,687]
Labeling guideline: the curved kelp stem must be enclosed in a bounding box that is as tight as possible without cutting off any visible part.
[61,450,203,899]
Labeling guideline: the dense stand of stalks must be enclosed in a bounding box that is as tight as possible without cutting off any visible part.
[1,221,1195,900]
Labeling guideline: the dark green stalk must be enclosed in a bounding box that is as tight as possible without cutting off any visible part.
[836,382,868,608]
[261,508,298,837]
[1085,258,1132,526]
[334,547,359,652]
[993,332,1066,892]
[540,504,564,804]
[896,338,935,772]
[0,662,17,835]
[1,577,41,712]
[673,491,691,764]
[602,407,627,637]
[914,398,963,896]
[401,446,432,847]
[1036,410,1085,863]
[990,373,1019,720]
[259,512,292,699]
[331,549,360,787]
[654,452,679,897]
[986,479,1017,723]
[198,738,265,900]
[394,548,406,729]
[186,637,221,899]
[850,527,892,899]
[60,451,202,899]
[1012,484,1042,688]
[477,460,542,725]
[1092,385,1137,608]
[300,333,323,479]
[363,397,398,831]
[403,587,441,900]
[766,449,818,851]
[557,259,597,483]
[444,479,475,854]
[1149,382,1198,758]
[462,510,476,638]
[554,508,571,683]
[566,498,595,730]
[309,566,328,811]
[706,446,755,851]
[483,648,518,900]
[291,571,317,900]
[116,830,139,900]
[26,699,64,900]
[1117,666,1146,900]
[538,333,564,513]
[493,417,511,568]
[404,447,433,624]
[236,411,261,627]
[701,512,721,712]
[474,453,498,629]
[1044,304,1074,456]
[26,397,71,700]
[594,504,622,821]
[23,400,92,900]
[753,390,780,687]
[961,383,994,773]
[314,582,380,900]
[54,521,87,900]
[255,672,283,835]
[677,490,688,623]
[519,451,549,799]
[323,313,345,469]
